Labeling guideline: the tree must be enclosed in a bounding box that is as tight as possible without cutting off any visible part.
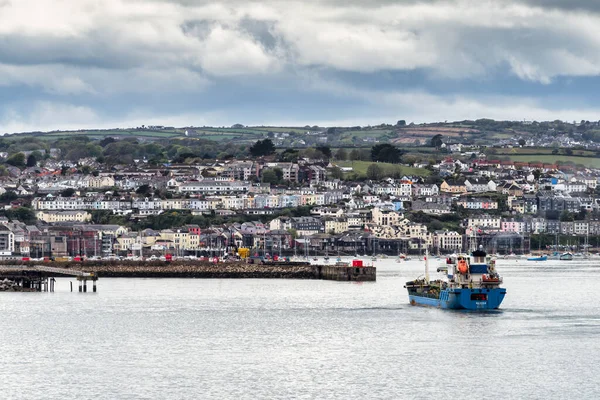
[99,137,117,147]
[60,188,76,197]
[279,148,299,162]
[0,191,18,203]
[316,145,332,159]
[518,138,526,146]
[26,154,38,167]
[6,152,25,167]
[6,207,36,224]
[334,148,347,161]
[349,149,360,161]
[565,148,573,156]
[262,169,282,184]
[533,169,542,181]
[249,139,275,157]
[136,184,152,196]
[366,164,383,180]
[552,149,559,155]
[330,166,344,180]
[430,134,444,148]
[371,144,401,163]
[396,120,406,126]
[78,165,92,174]
[560,211,575,221]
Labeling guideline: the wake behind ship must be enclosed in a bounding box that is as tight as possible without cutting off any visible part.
[405,247,506,310]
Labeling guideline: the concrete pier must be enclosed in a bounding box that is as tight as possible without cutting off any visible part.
[317,264,376,281]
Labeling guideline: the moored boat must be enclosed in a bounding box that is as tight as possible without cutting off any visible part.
[559,252,573,261]
[527,255,547,261]
[405,247,506,311]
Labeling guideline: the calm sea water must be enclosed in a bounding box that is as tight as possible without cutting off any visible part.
[1,258,599,399]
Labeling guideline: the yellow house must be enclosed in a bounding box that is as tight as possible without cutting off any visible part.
[371,207,401,226]
[440,180,467,194]
[325,218,349,234]
[183,233,200,250]
[115,235,137,252]
[36,211,91,223]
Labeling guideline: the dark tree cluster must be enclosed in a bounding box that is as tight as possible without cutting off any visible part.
[249,139,276,157]
[371,143,402,163]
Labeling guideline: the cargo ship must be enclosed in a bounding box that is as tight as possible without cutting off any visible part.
[404,247,506,310]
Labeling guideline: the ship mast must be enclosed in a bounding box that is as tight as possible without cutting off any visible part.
[425,248,430,283]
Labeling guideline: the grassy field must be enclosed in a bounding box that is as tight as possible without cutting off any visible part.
[42,129,183,138]
[336,160,430,177]
[252,127,317,134]
[495,147,596,156]
[507,155,600,168]
[199,134,240,141]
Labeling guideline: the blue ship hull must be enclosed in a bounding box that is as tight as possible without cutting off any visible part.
[408,288,507,310]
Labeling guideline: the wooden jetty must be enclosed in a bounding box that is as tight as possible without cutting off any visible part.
[0,266,97,292]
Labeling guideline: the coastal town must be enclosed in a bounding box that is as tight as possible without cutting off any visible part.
[2,122,600,261]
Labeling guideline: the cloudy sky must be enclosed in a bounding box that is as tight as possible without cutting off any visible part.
[1,0,600,133]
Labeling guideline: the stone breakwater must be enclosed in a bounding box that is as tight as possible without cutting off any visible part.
[0,261,318,279]
[83,263,317,279]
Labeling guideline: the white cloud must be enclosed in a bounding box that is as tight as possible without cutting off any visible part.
[1,102,100,133]
[1,0,600,85]
[0,101,231,134]
[195,25,280,76]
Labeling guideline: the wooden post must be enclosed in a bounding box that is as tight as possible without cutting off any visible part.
[93,280,96,293]
[83,279,87,293]
[79,280,82,292]
[70,281,73,292]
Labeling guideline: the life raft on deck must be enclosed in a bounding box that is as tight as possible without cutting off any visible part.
[457,259,468,274]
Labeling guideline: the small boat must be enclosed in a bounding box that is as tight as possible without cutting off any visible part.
[527,255,547,261]
[336,256,342,262]
[559,252,573,261]
[371,256,377,261]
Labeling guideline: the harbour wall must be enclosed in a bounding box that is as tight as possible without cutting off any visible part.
[0,260,375,281]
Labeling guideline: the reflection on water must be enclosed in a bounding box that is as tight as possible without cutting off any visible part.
[1,259,599,399]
